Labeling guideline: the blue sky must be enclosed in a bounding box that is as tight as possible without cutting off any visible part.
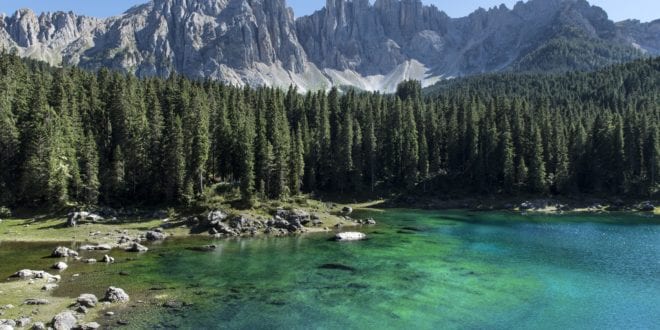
[0,0,656,22]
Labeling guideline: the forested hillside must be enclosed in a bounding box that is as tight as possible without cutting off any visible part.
[0,54,658,208]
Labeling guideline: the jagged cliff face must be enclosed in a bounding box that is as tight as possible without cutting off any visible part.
[0,0,657,92]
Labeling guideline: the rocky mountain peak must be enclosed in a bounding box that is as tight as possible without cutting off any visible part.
[0,0,657,92]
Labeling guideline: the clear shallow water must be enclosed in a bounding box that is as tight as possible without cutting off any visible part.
[1,210,659,329]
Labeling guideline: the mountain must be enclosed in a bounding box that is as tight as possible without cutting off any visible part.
[0,0,658,92]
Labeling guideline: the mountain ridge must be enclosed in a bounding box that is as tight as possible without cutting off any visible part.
[0,0,657,92]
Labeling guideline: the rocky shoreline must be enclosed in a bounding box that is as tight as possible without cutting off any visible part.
[0,204,376,330]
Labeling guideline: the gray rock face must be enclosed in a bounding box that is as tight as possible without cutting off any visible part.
[0,0,657,92]
[52,311,77,330]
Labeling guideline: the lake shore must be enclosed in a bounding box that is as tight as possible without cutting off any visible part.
[381,196,658,215]
[0,200,371,329]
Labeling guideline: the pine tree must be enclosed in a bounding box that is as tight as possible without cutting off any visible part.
[237,104,256,205]
[290,127,305,195]
[163,114,186,203]
[79,132,100,205]
[499,118,515,193]
[528,126,547,193]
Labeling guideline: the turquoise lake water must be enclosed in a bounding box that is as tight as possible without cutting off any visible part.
[2,210,659,329]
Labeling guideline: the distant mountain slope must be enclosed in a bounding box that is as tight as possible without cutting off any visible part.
[0,0,657,92]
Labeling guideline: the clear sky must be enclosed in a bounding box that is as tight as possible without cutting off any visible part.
[0,0,657,22]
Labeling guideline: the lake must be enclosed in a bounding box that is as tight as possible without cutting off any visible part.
[1,210,659,329]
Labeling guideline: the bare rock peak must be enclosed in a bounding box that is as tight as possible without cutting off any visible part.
[0,0,656,92]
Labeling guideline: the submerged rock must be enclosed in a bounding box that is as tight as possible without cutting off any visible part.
[102,255,115,263]
[318,263,357,272]
[333,232,367,241]
[342,206,353,215]
[52,311,76,330]
[187,245,217,252]
[104,287,129,303]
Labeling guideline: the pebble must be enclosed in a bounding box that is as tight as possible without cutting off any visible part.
[105,312,115,316]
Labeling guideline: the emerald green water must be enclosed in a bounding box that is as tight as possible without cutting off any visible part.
[1,210,659,329]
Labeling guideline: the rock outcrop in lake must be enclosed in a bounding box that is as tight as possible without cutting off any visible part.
[334,232,367,241]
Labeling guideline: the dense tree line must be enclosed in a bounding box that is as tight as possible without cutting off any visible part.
[0,54,658,208]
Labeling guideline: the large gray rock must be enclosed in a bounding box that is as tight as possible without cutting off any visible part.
[15,317,31,328]
[10,270,60,282]
[32,322,47,330]
[51,247,78,258]
[52,262,68,270]
[104,287,129,303]
[207,210,228,225]
[76,294,98,307]
[0,319,16,327]
[52,311,76,330]
[66,212,104,227]
[145,231,166,241]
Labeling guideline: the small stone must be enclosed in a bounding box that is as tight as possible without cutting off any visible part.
[82,258,97,264]
[105,312,115,316]
[102,255,115,263]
